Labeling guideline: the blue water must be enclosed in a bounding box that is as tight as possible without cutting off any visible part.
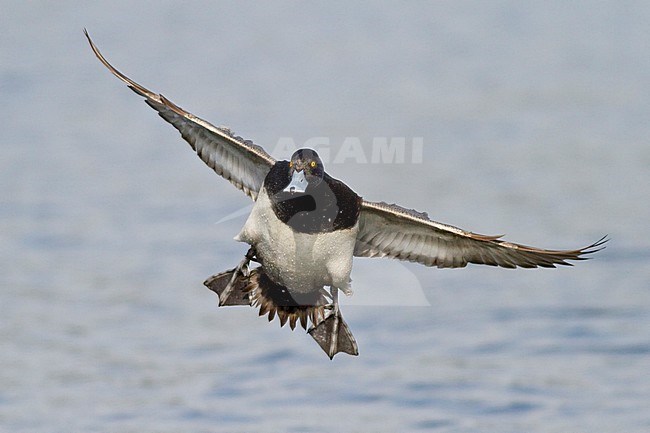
[2,2,649,432]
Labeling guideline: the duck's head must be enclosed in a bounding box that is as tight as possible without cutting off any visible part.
[283,148,324,193]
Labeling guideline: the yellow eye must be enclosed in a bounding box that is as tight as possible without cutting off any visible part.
[310,161,317,168]
[289,161,293,168]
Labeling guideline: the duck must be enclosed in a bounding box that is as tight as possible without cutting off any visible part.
[85,30,607,358]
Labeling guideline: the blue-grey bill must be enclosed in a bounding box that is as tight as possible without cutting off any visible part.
[283,169,308,193]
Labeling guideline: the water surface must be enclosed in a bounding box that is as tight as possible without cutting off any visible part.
[1,2,649,432]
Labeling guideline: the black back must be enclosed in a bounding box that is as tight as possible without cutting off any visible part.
[264,161,362,234]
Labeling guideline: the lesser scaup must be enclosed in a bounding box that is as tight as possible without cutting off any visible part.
[86,31,606,358]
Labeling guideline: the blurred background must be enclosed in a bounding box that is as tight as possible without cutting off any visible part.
[1,1,648,432]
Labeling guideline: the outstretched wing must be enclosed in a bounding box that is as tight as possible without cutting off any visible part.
[354,200,607,268]
[85,30,275,200]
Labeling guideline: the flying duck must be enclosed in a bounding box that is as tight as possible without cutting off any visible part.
[85,31,606,358]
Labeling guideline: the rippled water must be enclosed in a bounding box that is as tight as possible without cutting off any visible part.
[2,2,649,432]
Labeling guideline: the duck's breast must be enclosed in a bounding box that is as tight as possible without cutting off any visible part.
[235,189,358,293]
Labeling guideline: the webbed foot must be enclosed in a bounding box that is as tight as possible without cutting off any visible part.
[204,269,251,306]
[308,310,358,359]
[204,247,257,306]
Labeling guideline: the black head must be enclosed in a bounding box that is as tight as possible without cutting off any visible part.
[284,148,324,193]
[264,147,361,233]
